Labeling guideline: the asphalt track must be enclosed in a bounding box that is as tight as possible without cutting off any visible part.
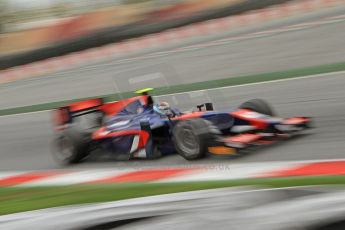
[0,6,345,109]
[0,72,344,170]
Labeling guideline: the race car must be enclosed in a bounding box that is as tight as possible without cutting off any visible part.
[52,88,312,164]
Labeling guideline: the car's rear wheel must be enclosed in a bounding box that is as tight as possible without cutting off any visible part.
[173,119,216,160]
[53,127,90,165]
[239,99,275,116]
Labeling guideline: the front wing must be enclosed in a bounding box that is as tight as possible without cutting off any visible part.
[208,117,312,156]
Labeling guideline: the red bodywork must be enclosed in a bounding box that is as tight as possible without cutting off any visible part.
[53,96,148,128]
[224,110,312,148]
[53,96,151,149]
[99,96,148,116]
[231,109,269,130]
[92,127,150,148]
[69,98,103,113]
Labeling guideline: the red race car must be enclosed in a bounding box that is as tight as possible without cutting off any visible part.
[52,89,312,164]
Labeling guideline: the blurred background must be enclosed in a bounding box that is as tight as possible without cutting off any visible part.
[0,0,297,69]
[0,0,345,229]
[0,0,242,59]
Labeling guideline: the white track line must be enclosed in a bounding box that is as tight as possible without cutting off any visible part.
[1,70,344,118]
[156,70,345,97]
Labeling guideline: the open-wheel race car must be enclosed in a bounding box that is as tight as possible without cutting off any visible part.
[52,88,312,164]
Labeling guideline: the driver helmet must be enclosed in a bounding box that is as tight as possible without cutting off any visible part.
[154,102,171,116]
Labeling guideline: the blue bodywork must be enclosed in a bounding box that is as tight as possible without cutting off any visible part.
[99,100,236,157]
[98,99,284,157]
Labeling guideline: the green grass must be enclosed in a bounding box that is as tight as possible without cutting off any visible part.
[1,175,345,215]
[1,61,345,116]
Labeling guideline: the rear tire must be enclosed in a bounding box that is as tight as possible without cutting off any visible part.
[53,127,90,165]
[173,119,216,160]
[239,99,275,116]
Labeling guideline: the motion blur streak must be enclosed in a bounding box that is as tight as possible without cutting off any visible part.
[1,187,345,230]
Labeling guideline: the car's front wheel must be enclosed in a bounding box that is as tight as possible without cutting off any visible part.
[239,98,275,116]
[173,119,216,160]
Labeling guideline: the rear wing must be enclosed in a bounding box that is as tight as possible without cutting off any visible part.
[53,98,104,127]
[52,95,150,130]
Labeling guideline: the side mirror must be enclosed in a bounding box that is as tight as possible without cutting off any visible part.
[205,103,214,111]
[197,104,205,111]
[196,103,214,112]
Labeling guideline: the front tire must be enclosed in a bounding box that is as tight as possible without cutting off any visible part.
[173,119,216,160]
[239,99,275,116]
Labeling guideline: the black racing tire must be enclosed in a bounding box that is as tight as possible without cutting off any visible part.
[173,119,216,160]
[239,99,275,116]
[53,127,90,165]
